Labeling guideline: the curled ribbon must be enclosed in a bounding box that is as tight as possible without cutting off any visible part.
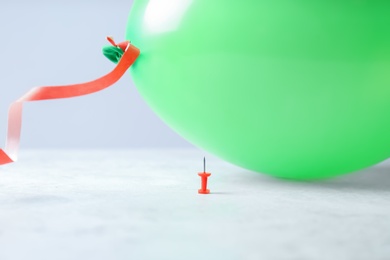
[0,37,140,165]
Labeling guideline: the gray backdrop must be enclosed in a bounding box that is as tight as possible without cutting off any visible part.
[0,0,192,149]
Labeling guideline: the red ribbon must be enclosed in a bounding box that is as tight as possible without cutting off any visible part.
[0,38,140,165]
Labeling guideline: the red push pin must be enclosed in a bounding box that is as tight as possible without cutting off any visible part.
[198,157,211,194]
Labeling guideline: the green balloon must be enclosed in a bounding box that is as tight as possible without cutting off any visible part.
[126,0,390,179]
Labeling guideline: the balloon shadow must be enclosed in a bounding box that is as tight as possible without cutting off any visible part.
[238,160,390,193]
[310,162,390,192]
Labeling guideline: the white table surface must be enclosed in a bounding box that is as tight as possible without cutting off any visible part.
[0,149,389,260]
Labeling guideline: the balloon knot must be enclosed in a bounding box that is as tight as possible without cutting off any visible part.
[102,36,130,64]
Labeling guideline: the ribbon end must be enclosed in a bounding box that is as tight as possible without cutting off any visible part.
[0,149,14,165]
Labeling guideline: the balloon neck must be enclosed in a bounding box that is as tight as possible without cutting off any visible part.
[103,37,131,64]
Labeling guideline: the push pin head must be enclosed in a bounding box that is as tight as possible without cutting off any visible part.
[198,157,211,194]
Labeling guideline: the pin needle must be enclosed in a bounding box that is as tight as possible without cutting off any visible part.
[204,156,206,173]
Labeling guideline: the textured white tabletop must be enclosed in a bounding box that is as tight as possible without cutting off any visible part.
[0,149,389,260]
